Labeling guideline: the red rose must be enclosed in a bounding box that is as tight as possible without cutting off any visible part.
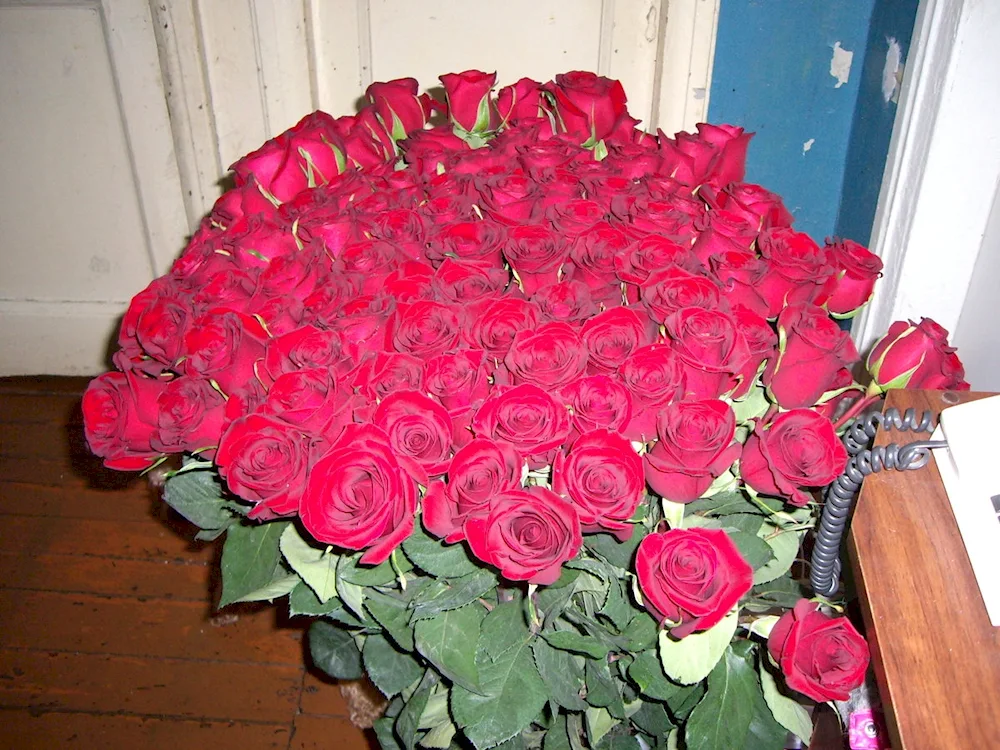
[546,199,605,236]
[365,78,432,139]
[641,266,724,323]
[480,170,541,224]
[581,307,655,375]
[635,528,753,638]
[615,236,698,304]
[530,280,598,324]
[549,71,629,143]
[366,208,428,248]
[300,424,416,565]
[181,310,267,396]
[825,239,883,316]
[464,296,542,361]
[423,438,522,543]
[741,409,848,506]
[867,318,969,391]
[263,325,347,384]
[382,260,436,302]
[644,400,740,503]
[373,390,454,484]
[472,384,571,468]
[757,229,836,317]
[690,209,758,266]
[424,349,490,412]
[709,249,770,319]
[768,600,870,702]
[730,305,778,398]
[503,224,570,297]
[439,70,497,132]
[763,303,859,409]
[665,307,750,400]
[390,300,463,358]
[82,371,164,471]
[216,414,316,518]
[504,323,587,389]
[705,182,793,230]
[134,289,189,365]
[464,488,582,585]
[692,123,752,186]
[426,221,506,268]
[568,222,630,304]
[259,368,355,441]
[553,429,644,540]
[339,240,408,291]
[354,351,424,402]
[191,269,255,315]
[617,344,685,441]
[152,376,226,456]
[432,259,509,303]
[560,375,632,439]
[496,78,545,124]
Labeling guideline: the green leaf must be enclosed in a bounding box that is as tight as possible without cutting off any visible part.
[288,582,364,625]
[543,714,571,750]
[585,529,647,570]
[162,468,239,531]
[585,658,626,718]
[420,721,457,749]
[414,604,485,694]
[627,650,682,702]
[730,383,770,424]
[231,570,300,603]
[542,630,608,659]
[584,707,617,747]
[219,521,288,608]
[599,576,633,631]
[396,673,435,750]
[622,612,658,652]
[684,491,761,518]
[308,620,362,680]
[364,633,425,698]
[341,554,411,586]
[747,576,806,612]
[753,524,803,585]
[412,568,498,619]
[661,499,686,530]
[759,660,812,745]
[480,597,528,660]
[658,608,738,685]
[336,555,367,620]
[630,700,675,738]
[451,602,549,750]
[367,588,417,651]
[531,639,588,711]
[403,525,480,578]
[375,716,404,750]
[725,530,775,570]
[684,646,757,750]
[280,524,340,603]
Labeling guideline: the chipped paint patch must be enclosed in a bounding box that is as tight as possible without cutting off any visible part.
[830,42,853,88]
[802,138,815,155]
[882,37,903,103]
[692,87,706,100]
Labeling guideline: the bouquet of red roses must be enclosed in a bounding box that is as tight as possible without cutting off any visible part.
[82,69,968,750]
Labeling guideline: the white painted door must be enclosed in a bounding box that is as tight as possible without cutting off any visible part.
[0,0,188,376]
[1,0,719,376]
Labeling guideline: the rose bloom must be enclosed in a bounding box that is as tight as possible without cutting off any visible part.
[741,409,848,506]
[635,528,753,638]
[768,599,870,702]
[867,318,969,391]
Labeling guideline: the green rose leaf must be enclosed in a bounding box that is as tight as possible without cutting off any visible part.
[395,672,435,750]
[622,612,658,652]
[584,529,647,570]
[627,650,682,702]
[542,630,608,659]
[412,568,498,619]
[366,588,416,651]
[308,619,362,680]
[725,530,775,571]
[218,520,289,608]
[335,554,367,620]
[543,714,572,750]
[230,569,300,604]
[629,700,675,738]
[684,490,762,517]
[759,659,813,745]
[584,707,617,747]
[363,633,424,698]
[451,601,548,750]
[162,468,240,531]
[288,582,363,625]
[753,524,803,585]
[684,645,758,750]
[279,523,339,603]
[403,525,480,578]
[414,604,485,694]
[658,608,738,685]
[585,658,626,718]
[746,575,806,612]
[374,716,403,750]
[531,639,588,711]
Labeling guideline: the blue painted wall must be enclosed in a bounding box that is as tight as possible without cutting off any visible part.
[708,1,917,246]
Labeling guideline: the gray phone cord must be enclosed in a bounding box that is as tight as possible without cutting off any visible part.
[809,407,946,598]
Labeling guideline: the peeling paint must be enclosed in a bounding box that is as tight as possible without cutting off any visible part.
[830,42,853,88]
[882,37,903,103]
[692,87,706,100]
[802,138,815,155]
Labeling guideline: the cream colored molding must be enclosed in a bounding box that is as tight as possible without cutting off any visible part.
[654,0,720,136]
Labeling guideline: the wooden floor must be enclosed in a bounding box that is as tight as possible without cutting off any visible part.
[0,377,376,750]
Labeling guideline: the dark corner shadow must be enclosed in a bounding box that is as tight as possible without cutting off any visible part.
[301,637,382,750]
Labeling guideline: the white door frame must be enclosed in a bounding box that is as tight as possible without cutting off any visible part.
[853,0,1000,353]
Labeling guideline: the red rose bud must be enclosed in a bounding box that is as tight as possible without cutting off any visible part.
[636,528,753,638]
[464,488,582,585]
[300,424,416,565]
[553,429,645,540]
[365,78,432,141]
[549,71,629,144]
[82,371,164,471]
[423,438,522,543]
[439,70,497,133]
[763,303,859,409]
[866,318,970,391]
[768,600,870,702]
[741,409,848,506]
[825,238,883,316]
[496,78,545,124]
[644,400,741,503]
